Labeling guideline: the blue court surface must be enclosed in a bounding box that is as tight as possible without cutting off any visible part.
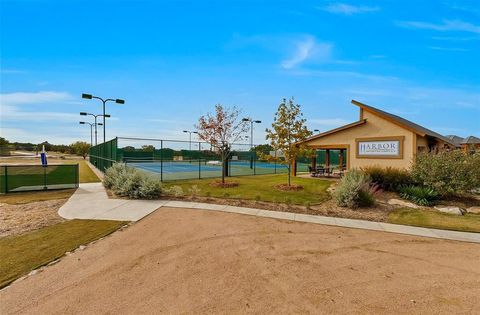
[126,160,309,181]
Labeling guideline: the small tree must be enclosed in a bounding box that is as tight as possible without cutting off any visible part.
[141,145,155,152]
[196,104,249,184]
[264,98,312,186]
[0,137,9,145]
[71,141,91,159]
[123,146,135,151]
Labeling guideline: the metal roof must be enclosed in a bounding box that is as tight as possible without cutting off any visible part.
[446,135,464,147]
[460,136,480,144]
[352,100,455,145]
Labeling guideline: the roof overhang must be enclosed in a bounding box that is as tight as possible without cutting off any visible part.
[351,100,426,137]
[297,119,367,145]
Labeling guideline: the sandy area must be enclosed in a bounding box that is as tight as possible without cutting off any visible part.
[1,207,479,314]
[0,199,66,237]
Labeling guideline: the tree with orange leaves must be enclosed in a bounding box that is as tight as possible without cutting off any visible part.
[196,104,249,184]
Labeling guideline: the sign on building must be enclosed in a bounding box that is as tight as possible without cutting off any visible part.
[357,139,401,157]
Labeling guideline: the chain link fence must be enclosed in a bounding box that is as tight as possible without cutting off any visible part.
[89,137,312,181]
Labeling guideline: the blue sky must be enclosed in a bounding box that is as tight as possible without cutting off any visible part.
[1,0,479,145]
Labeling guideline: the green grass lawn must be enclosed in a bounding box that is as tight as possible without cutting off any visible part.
[77,159,100,183]
[164,174,332,205]
[0,219,126,288]
[388,208,480,233]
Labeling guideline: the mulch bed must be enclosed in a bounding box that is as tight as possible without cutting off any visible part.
[274,184,304,191]
[209,181,239,188]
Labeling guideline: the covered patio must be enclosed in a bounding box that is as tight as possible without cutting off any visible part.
[306,145,349,178]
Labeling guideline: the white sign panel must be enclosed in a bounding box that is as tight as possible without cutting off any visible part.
[358,140,400,156]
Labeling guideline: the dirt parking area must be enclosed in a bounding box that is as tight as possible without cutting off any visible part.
[1,207,479,314]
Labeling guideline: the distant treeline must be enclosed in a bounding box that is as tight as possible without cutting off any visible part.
[0,137,88,157]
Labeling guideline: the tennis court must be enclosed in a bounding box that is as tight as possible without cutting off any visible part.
[89,137,312,181]
[126,159,300,181]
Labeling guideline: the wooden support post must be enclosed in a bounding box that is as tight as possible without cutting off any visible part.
[339,149,344,170]
[325,149,330,173]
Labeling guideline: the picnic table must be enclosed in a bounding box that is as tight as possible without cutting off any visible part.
[309,166,346,177]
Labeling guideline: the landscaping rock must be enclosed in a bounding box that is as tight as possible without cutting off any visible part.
[327,186,336,194]
[466,206,480,214]
[387,198,420,209]
[434,206,466,216]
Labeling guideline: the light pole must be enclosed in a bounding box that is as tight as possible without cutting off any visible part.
[242,118,261,148]
[314,129,320,133]
[79,121,103,146]
[80,112,111,146]
[183,130,198,151]
[82,93,124,143]
[242,118,261,170]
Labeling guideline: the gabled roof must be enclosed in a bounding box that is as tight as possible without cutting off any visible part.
[460,136,480,144]
[298,119,367,144]
[446,135,464,147]
[352,100,455,145]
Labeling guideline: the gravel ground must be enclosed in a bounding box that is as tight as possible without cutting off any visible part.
[1,207,479,314]
[0,199,67,237]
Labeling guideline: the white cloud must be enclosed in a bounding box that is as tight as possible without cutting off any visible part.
[0,91,72,106]
[0,69,27,74]
[429,46,468,52]
[281,36,332,69]
[396,19,480,34]
[1,105,79,121]
[0,91,79,122]
[287,69,398,82]
[432,36,479,41]
[319,3,380,15]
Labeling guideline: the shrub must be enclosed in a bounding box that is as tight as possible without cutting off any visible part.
[399,185,439,206]
[411,151,480,196]
[188,185,201,197]
[166,185,184,197]
[334,169,374,208]
[358,189,376,207]
[362,166,413,191]
[254,194,261,202]
[103,163,161,199]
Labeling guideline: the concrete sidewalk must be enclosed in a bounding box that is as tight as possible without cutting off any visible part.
[58,183,167,221]
[59,183,480,244]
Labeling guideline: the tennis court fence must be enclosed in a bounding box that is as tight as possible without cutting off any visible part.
[89,137,312,181]
[0,164,79,194]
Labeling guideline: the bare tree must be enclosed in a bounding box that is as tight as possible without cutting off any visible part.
[196,104,249,184]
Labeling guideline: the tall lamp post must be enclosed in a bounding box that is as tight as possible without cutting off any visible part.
[81,94,124,143]
[242,118,261,170]
[314,129,320,133]
[241,118,261,148]
[79,121,103,146]
[80,112,111,145]
[183,130,198,151]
